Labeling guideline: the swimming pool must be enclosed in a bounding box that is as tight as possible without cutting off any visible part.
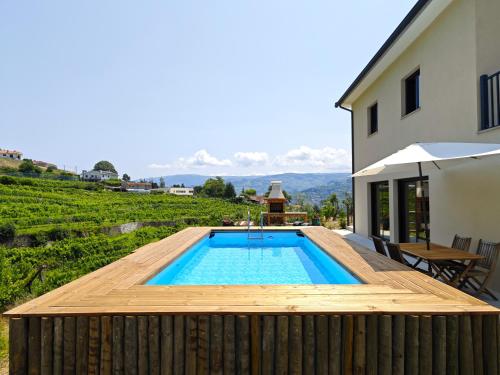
[147,231,361,285]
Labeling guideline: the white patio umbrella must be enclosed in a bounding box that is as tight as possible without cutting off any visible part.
[353,142,500,249]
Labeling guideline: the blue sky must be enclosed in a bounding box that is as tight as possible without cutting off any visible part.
[1,1,415,178]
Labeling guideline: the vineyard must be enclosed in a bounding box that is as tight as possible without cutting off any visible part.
[0,176,260,312]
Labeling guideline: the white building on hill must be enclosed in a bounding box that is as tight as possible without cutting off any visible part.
[81,170,118,182]
[169,187,194,196]
[0,149,22,160]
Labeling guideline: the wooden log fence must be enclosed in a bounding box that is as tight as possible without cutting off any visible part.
[8,314,500,375]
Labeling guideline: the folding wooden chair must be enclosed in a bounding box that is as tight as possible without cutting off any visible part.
[371,235,387,257]
[458,240,500,300]
[433,235,471,282]
[387,242,432,275]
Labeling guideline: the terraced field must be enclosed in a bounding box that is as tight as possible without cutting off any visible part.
[0,176,259,311]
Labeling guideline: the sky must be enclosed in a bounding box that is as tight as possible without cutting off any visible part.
[0,1,416,178]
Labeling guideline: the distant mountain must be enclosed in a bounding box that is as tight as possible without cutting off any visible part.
[298,180,352,205]
[144,172,352,204]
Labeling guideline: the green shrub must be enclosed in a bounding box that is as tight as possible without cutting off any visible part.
[0,176,16,185]
[105,178,122,187]
[18,159,42,175]
[0,223,16,243]
[48,227,70,241]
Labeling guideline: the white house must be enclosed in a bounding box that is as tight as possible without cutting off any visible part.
[81,169,118,182]
[336,0,500,289]
[0,149,22,160]
[168,187,194,196]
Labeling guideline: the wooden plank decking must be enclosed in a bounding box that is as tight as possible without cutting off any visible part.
[4,227,498,317]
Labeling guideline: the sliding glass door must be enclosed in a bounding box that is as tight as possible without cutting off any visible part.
[371,181,390,240]
[398,178,429,243]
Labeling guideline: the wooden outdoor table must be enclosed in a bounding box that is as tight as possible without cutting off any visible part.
[399,242,484,284]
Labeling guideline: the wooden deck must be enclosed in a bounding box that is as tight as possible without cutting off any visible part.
[4,227,498,317]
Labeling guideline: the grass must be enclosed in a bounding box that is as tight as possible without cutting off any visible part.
[0,158,21,170]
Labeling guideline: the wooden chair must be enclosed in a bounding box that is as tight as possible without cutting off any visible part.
[386,242,412,267]
[458,240,500,300]
[387,242,432,275]
[371,235,387,257]
[433,235,472,281]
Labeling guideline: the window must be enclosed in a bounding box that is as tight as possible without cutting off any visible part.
[371,181,390,240]
[398,178,429,243]
[403,69,420,115]
[368,103,378,135]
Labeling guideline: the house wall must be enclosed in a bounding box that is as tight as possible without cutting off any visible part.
[475,0,500,78]
[351,0,500,289]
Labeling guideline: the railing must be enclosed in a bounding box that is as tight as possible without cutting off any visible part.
[480,71,500,130]
[247,208,263,240]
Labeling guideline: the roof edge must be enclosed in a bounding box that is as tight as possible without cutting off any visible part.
[335,0,431,108]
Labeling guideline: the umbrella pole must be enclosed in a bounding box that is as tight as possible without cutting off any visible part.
[418,162,430,250]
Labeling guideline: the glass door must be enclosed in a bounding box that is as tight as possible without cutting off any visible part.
[398,178,429,243]
[371,181,390,240]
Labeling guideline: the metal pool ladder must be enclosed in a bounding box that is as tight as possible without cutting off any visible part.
[247,208,264,240]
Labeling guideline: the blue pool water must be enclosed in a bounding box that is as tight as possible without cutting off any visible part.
[146,231,361,285]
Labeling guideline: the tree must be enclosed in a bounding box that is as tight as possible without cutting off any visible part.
[243,188,257,196]
[321,202,337,221]
[327,193,339,209]
[18,159,42,175]
[93,161,117,174]
[342,192,353,226]
[159,177,166,188]
[193,185,203,195]
[122,173,131,182]
[46,165,56,173]
[151,182,159,189]
[322,193,340,220]
[202,177,226,198]
[223,182,237,199]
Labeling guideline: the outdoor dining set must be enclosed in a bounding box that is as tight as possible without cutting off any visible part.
[371,235,500,301]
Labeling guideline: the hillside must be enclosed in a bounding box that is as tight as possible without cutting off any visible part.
[147,172,352,202]
[0,176,260,311]
[0,158,21,170]
[298,179,352,205]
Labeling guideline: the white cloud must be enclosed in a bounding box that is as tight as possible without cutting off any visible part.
[274,146,351,171]
[148,149,232,170]
[148,146,350,173]
[180,149,232,167]
[233,151,269,166]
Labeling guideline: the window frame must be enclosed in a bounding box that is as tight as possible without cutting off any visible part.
[367,102,378,136]
[402,68,421,117]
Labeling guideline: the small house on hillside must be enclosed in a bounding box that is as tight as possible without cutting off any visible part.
[0,149,22,160]
[169,187,194,196]
[81,169,118,182]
